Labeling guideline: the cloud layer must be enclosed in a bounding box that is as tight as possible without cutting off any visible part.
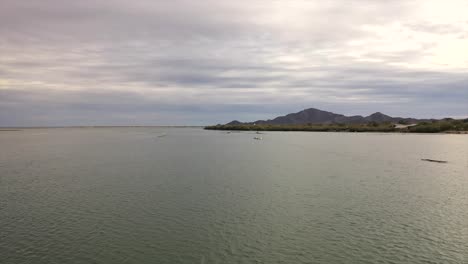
[1,0,467,126]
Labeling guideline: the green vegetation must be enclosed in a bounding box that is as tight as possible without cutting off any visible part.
[407,118,468,133]
[205,119,468,133]
[205,122,398,132]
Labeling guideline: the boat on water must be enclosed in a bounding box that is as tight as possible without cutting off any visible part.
[254,137,262,140]
[421,159,447,163]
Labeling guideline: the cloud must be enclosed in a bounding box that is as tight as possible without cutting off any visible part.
[0,0,467,125]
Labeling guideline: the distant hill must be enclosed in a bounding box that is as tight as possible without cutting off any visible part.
[226,108,422,125]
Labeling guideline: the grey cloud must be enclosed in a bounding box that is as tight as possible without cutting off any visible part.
[405,22,468,35]
[0,0,467,126]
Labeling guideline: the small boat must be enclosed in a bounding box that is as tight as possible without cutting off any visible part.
[254,137,262,140]
[421,159,447,163]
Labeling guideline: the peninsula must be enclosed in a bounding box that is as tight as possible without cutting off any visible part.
[205,108,468,133]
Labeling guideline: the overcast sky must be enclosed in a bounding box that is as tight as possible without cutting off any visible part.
[1,0,467,126]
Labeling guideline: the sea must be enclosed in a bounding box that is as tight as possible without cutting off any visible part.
[1,127,467,263]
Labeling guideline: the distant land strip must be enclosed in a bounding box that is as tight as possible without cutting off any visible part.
[205,108,468,133]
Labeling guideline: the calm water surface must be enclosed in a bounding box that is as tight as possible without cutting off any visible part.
[1,128,467,263]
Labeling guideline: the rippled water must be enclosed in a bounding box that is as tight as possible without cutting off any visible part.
[1,127,467,263]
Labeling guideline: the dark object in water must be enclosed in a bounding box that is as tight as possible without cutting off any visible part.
[421,159,448,163]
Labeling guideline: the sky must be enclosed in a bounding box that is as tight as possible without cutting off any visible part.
[1,0,467,126]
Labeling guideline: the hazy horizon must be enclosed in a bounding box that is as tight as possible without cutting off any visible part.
[1,0,467,126]
[1,107,467,128]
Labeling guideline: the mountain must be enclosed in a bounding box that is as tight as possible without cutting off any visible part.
[363,112,394,123]
[226,120,243,125]
[227,108,422,125]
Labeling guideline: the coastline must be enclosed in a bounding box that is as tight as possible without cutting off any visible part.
[205,128,468,134]
[204,121,468,134]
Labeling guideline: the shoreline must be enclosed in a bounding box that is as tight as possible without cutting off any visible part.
[1,127,466,134]
[205,128,468,134]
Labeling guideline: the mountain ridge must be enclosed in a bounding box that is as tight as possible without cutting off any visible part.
[226,108,422,125]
